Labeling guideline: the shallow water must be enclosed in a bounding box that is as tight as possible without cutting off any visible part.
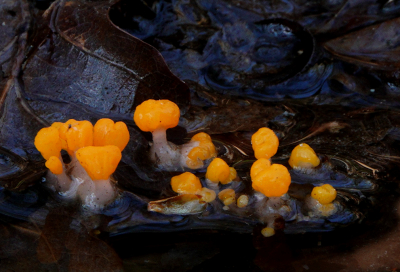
[1,0,400,271]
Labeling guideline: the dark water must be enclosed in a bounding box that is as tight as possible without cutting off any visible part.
[2,0,400,271]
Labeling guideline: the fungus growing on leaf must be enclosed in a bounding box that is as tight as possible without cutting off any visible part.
[134,99,216,170]
[34,119,128,210]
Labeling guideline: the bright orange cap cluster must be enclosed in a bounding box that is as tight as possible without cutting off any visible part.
[133,99,180,132]
[171,172,202,194]
[36,119,130,155]
[251,127,279,160]
[311,184,336,204]
[289,143,320,169]
[205,158,237,184]
[251,159,291,197]
[186,132,217,169]
[35,119,129,178]
[76,145,122,180]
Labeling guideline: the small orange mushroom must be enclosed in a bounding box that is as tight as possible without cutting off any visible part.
[251,159,291,197]
[171,172,202,194]
[206,158,236,185]
[133,99,182,168]
[133,99,180,132]
[289,143,320,169]
[186,132,217,169]
[311,184,336,204]
[251,127,279,160]
[76,145,121,181]
[94,118,130,151]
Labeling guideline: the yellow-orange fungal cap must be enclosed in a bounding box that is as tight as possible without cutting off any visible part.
[185,155,204,169]
[186,142,217,169]
[237,195,249,208]
[191,132,212,143]
[186,133,217,168]
[311,184,336,205]
[205,158,230,184]
[45,156,63,175]
[133,99,180,132]
[250,158,271,180]
[94,118,130,151]
[170,172,202,194]
[252,164,291,197]
[197,187,216,202]
[218,189,236,206]
[58,119,78,141]
[34,127,62,160]
[76,145,121,180]
[198,141,217,156]
[51,122,68,150]
[65,120,94,152]
[188,146,209,162]
[261,227,275,237]
[289,143,320,169]
[251,127,279,159]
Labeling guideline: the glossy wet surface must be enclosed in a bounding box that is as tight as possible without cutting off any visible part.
[1,0,400,271]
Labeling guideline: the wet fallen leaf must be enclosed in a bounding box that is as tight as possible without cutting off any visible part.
[324,17,400,69]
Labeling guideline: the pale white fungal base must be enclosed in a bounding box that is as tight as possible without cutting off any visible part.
[253,194,293,237]
[305,195,337,217]
[45,153,117,211]
[205,178,220,192]
[150,128,206,171]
